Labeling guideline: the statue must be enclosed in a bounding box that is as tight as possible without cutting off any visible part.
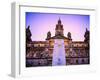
[84,28,89,42]
[26,25,32,43]
[67,32,72,40]
[46,31,51,39]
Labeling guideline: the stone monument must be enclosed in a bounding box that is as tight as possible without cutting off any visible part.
[52,39,66,66]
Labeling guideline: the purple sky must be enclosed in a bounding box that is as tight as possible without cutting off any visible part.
[26,12,89,41]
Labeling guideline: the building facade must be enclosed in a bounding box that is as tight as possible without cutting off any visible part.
[26,19,90,67]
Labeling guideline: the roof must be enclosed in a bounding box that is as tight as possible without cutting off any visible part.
[32,41,47,44]
[72,41,85,43]
[46,34,72,40]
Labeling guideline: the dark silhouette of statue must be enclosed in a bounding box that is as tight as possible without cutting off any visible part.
[84,28,89,43]
[46,31,51,39]
[67,32,72,40]
[26,25,32,43]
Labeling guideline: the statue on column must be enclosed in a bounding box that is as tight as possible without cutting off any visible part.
[67,32,72,40]
[84,28,89,43]
[26,25,32,43]
[46,31,51,39]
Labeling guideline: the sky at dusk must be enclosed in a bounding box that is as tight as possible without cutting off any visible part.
[26,12,89,41]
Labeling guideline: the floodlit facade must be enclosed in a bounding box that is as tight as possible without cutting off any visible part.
[26,19,90,67]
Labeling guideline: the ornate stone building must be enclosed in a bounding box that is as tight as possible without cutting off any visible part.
[26,18,90,67]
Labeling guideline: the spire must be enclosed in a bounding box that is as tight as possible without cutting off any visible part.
[58,17,61,24]
[86,28,88,32]
[28,25,30,29]
[84,28,89,43]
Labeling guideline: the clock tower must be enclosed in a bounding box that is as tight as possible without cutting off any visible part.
[55,18,64,36]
